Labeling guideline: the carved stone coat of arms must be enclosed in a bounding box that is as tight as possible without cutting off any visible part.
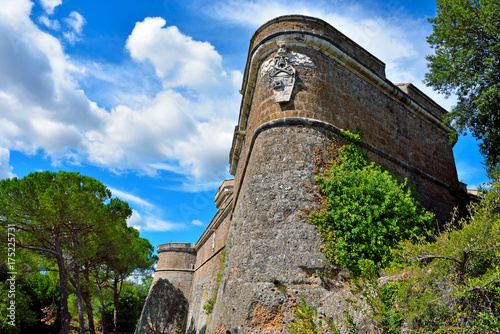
[268,42,296,103]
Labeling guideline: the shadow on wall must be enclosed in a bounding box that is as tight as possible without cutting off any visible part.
[135,278,188,334]
[186,317,206,334]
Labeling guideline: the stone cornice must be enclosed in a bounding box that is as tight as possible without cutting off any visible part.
[193,245,226,272]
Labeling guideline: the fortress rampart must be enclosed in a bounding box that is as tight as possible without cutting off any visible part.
[136,15,462,334]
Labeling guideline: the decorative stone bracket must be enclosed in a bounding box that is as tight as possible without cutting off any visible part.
[268,41,296,103]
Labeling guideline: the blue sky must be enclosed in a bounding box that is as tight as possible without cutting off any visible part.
[0,0,489,253]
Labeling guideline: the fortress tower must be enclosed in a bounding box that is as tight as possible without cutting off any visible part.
[137,15,461,334]
[154,243,196,297]
[205,15,459,333]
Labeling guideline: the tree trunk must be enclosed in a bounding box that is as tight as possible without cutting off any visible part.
[94,273,109,334]
[113,277,119,334]
[82,290,96,334]
[74,265,86,334]
[55,242,71,334]
[83,268,96,334]
[99,290,109,334]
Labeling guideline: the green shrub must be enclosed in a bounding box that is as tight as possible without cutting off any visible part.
[392,176,500,332]
[309,129,435,276]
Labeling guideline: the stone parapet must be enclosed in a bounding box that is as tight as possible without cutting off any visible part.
[156,243,196,271]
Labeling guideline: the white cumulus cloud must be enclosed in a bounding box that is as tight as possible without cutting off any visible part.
[0,148,15,180]
[127,210,183,232]
[126,17,233,95]
[0,3,241,186]
[0,0,101,160]
[191,219,204,226]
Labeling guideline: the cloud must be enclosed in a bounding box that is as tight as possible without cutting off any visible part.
[205,0,440,103]
[173,118,234,182]
[127,209,184,232]
[127,209,146,231]
[38,15,61,30]
[126,17,236,96]
[0,148,15,180]
[63,11,86,44]
[85,90,196,172]
[108,187,155,210]
[0,3,240,186]
[0,0,101,158]
[142,217,185,232]
[39,0,61,15]
[121,195,185,232]
[64,11,85,33]
[127,209,185,232]
[191,219,204,226]
[88,16,243,183]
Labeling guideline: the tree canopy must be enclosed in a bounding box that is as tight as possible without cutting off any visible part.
[424,0,500,177]
[0,171,155,334]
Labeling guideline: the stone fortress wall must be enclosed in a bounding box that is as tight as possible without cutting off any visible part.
[136,15,462,334]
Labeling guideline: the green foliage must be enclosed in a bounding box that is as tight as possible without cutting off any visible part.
[287,297,339,334]
[0,270,61,334]
[390,176,500,332]
[103,280,151,332]
[347,272,406,334]
[424,0,500,176]
[309,130,435,276]
[332,176,500,333]
[140,275,154,298]
[203,294,217,315]
[275,281,287,294]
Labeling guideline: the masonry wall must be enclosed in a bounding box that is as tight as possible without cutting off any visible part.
[185,181,234,334]
[136,243,196,334]
[210,126,336,333]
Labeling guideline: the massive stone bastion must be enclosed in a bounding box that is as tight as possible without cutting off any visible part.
[136,15,461,334]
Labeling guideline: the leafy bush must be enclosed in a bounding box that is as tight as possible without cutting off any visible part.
[309,129,435,276]
[391,176,500,332]
[302,130,500,332]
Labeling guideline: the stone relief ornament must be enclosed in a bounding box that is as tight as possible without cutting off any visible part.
[261,41,315,103]
[267,41,296,103]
